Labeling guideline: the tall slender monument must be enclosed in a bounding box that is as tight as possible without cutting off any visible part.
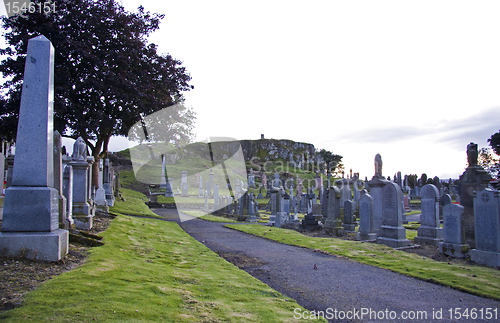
[0,36,68,261]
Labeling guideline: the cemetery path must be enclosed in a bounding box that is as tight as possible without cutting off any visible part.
[152,208,499,323]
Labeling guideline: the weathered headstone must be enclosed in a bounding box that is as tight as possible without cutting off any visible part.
[53,131,68,229]
[212,183,219,213]
[439,204,469,258]
[207,168,214,198]
[357,189,377,241]
[470,188,500,267]
[94,159,109,212]
[459,142,491,248]
[62,162,74,228]
[103,159,115,207]
[198,175,204,197]
[403,195,410,213]
[439,193,452,218]
[323,186,344,236]
[69,138,95,230]
[202,190,209,212]
[0,36,68,261]
[275,188,286,228]
[164,178,174,197]
[414,184,443,246]
[368,154,390,234]
[376,182,411,248]
[160,155,167,188]
[336,178,352,207]
[343,200,355,232]
[248,169,255,188]
[314,174,321,190]
[180,170,189,197]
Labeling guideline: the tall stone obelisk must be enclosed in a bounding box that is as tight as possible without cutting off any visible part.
[0,35,68,261]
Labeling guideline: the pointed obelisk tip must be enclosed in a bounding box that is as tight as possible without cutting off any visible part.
[30,35,50,42]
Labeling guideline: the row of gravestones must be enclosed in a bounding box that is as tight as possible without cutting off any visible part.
[439,188,500,268]
[3,133,118,231]
[0,36,122,261]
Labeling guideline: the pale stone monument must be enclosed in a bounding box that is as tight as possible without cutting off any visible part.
[376,182,411,248]
[160,155,167,188]
[62,163,73,227]
[198,175,204,197]
[103,158,115,207]
[343,200,356,232]
[368,153,390,234]
[164,178,174,197]
[323,186,344,236]
[470,188,500,267]
[181,170,189,197]
[53,130,69,229]
[69,137,95,229]
[357,189,377,241]
[414,184,443,246]
[94,159,109,212]
[0,36,68,261]
[439,204,469,258]
[459,142,491,248]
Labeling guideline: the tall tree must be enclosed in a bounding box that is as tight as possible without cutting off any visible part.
[488,130,500,156]
[0,0,194,186]
[317,148,343,178]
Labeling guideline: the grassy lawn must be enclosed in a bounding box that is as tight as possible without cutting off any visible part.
[0,215,319,322]
[109,188,163,219]
[225,224,500,301]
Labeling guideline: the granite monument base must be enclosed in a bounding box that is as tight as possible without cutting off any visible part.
[377,226,411,248]
[0,229,68,261]
[267,214,276,226]
[470,249,500,268]
[2,187,59,232]
[72,202,94,230]
[439,242,470,258]
[414,226,443,246]
[323,219,344,236]
[343,223,356,232]
[357,232,377,241]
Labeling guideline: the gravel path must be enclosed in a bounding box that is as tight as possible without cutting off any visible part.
[153,208,499,323]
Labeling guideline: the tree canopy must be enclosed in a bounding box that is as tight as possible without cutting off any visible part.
[0,0,195,161]
[317,148,343,177]
[488,130,500,156]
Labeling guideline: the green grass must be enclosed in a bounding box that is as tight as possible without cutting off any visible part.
[225,224,500,301]
[403,222,421,230]
[109,188,163,219]
[1,216,318,322]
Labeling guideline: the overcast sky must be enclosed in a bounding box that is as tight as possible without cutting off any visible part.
[4,1,500,180]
